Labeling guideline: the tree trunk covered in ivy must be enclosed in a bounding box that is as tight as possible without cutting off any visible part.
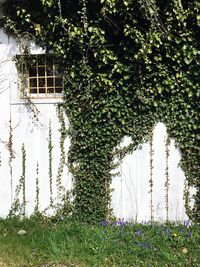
[2,0,200,222]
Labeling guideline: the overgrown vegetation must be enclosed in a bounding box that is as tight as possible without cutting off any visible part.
[2,0,200,222]
[0,217,199,266]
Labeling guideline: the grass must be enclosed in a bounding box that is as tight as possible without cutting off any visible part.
[0,217,199,267]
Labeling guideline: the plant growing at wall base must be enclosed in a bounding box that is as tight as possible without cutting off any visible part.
[149,131,154,223]
[165,135,170,222]
[34,162,40,213]
[56,105,67,199]
[9,143,26,217]
[48,119,53,206]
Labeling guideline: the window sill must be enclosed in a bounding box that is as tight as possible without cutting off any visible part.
[11,97,63,105]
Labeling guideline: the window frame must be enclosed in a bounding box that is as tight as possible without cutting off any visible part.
[17,54,64,99]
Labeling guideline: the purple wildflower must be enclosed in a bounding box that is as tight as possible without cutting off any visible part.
[183,220,191,227]
[115,219,126,226]
[135,229,142,237]
[101,220,108,228]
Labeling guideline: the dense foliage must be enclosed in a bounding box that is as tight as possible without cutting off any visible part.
[2,0,200,222]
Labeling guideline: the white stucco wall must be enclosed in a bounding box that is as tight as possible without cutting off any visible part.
[0,28,190,222]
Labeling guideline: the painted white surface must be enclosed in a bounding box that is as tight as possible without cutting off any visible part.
[0,29,72,217]
[0,29,189,222]
[111,123,188,222]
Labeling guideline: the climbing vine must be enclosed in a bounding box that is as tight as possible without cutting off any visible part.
[34,162,40,213]
[48,119,53,205]
[21,143,26,216]
[2,0,200,222]
[9,143,26,217]
[56,105,67,199]
[183,178,192,219]
[8,113,15,203]
[149,131,154,223]
[13,40,41,124]
[165,135,170,222]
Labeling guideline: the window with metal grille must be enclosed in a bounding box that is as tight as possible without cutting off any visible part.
[19,55,63,98]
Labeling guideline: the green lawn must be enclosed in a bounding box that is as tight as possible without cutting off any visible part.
[0,217,199,266]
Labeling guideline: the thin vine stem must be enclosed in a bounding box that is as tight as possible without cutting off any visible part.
[165,135,170,223]
[48,120,53,206]
[149,131,154,223]
[34,162,40,213]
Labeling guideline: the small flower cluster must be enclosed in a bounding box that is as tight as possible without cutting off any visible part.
[100,220,156,251]
[158,225,192,238]
[99,219,194,254]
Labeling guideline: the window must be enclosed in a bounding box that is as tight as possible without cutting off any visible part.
[19,55,63,98]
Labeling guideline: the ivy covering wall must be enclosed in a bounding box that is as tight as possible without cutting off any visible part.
[2,0,200,222]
